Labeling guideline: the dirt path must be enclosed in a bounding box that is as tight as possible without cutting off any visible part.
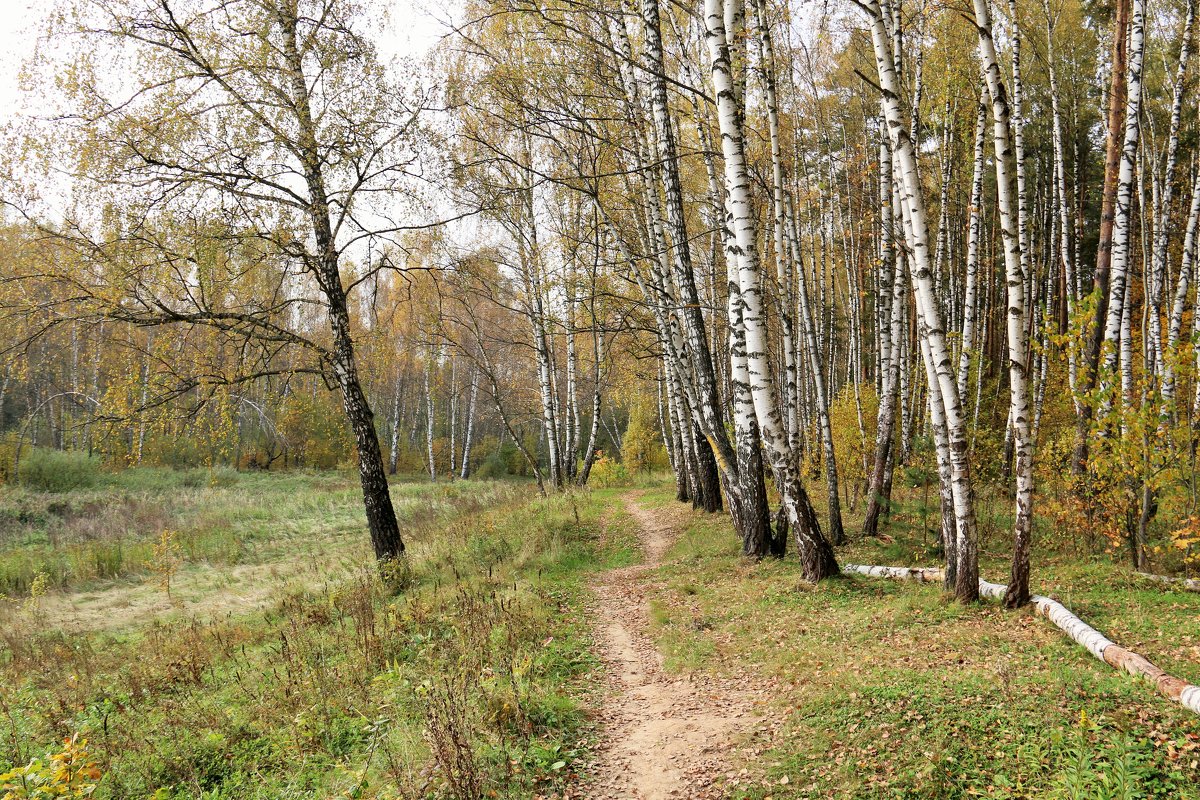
[581,492,759,799]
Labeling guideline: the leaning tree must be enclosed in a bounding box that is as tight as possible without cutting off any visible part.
[12,0,440,562]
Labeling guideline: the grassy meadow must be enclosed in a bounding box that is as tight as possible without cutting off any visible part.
[0,466,637,799]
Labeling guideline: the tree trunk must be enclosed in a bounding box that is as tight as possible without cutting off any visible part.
[973,0,1036,608]
[788,195,845,543]
[1099,0,1147,401]
[863,137,904,538]
[705,0,837,580]
[1076,0,1132,475]
[863,0,979,600]
[638,0,737,481]
[459,366,478,479]
[957,89,987,400]
[280,5,403,561]
[424,353,436,481]
[388,370,403,475]
[1163,168,1200,406]
[844,563,1200,715]
[1044,0,1079,405]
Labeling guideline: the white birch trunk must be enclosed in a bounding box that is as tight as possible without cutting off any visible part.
[448,355,458,479]
[565,252,580,481]
[609,14,740,485]
[788,195,845,544]
[863,136,907,538]
[973,0,1036,606]
[459,366,478,480]
[1163,167,1200,405]
[1044,0,1079,405]
[388,371,403,474]
[957,92,987,400]
[845,564,1200,715]
[753,0,801,458]
[520,182,563,487]
[1100,0,1146,386]
[862,0,980,600]
[1148,0,1195,381]
[705,0,837,579]
[423,353,435,482]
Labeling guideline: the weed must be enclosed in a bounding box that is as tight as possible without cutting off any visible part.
[147,530,182,599]
[22,572,47,621]
[16,450,103,494]
[0,473,608,798]
[420,677,486,800]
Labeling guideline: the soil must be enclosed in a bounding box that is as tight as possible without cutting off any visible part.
[580,492,761,799]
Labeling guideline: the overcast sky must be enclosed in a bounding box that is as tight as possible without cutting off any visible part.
[0,0,451,125]
[0,0,45,121]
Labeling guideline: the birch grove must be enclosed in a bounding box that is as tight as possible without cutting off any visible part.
[5,0,1200,603]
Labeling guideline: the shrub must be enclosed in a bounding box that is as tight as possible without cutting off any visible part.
[589,453,629,488]
[0,733,102,799]
[830,385,877,493]
[0,435,18,485]
[474,440,539,480]
[141,433,203,469]
[17,449,103,493]
[475,455,509,480]
[620,401,666,473]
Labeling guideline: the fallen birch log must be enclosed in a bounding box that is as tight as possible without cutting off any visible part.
[840,564,946,582]
[843,564,1200,716]
[1137,572,1200,592]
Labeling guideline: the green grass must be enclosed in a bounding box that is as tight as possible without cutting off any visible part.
[0,469,533,599]
[630,484,1200,799]
[0,469,630,799]
[7,466,1199,799]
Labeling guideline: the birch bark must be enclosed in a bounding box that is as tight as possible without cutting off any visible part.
[1147,0,1195,382]
[459,366,478,480]
[423,352,436,482]
[788,195,846,544]
[1163,167,1200,406]
[863,140,907,538]
[957,92,987,400]
[705,0,837,579]
[860,0,980,601]
[635,0,727,511]
[973,0,1036,607]
[1100,0,1146,395]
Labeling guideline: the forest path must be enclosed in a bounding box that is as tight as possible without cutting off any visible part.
[581,491,760,799]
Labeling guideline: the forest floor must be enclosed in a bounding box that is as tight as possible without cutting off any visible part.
[606,483,1200,799]
[3,470,1200,799]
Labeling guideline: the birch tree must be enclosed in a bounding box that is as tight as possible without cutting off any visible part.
[857,0,981,601]
[704,0,838,580]
[971,0,1036,607]
[30,0,438,562]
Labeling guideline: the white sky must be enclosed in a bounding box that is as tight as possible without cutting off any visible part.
[0,0,46,120]
[0,0,451,124]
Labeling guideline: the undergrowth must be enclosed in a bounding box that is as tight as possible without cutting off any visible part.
[0,472,626,799]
